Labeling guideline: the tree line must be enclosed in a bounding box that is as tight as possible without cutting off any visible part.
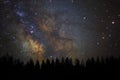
[0,55,120,78]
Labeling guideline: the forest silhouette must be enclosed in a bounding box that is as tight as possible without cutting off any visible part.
[0,55,120,78]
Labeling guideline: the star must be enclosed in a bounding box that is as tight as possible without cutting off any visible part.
[30,30,34,34]
[112,21,115,24]
[71,0,74,3]
[49,0,52,3]
[34,12,38,16]
[50,56,53,58]
[97,42,100,46]
[102,36,105,40]
[30,25,34,29]
[108,34,111,38]
[83,16,87,20]
[16,11,25,17]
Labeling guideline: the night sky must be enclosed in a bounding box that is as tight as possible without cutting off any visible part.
[0,0,120,63]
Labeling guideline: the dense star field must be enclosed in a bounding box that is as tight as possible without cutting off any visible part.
[0,0,120,63]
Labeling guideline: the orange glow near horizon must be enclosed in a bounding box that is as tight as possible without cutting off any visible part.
[29,39,44,55]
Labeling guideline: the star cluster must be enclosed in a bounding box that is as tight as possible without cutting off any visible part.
[0,0,120,63]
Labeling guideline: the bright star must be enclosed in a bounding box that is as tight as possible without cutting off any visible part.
[112,21,115,24]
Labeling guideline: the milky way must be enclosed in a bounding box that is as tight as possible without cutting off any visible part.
[0,0,120,63]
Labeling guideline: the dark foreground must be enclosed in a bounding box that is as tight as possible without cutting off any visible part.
[0,56,120,79]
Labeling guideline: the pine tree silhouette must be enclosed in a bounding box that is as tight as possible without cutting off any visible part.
[0,55,120,78]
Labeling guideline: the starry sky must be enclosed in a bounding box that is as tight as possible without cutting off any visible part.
[0,0,120,63]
